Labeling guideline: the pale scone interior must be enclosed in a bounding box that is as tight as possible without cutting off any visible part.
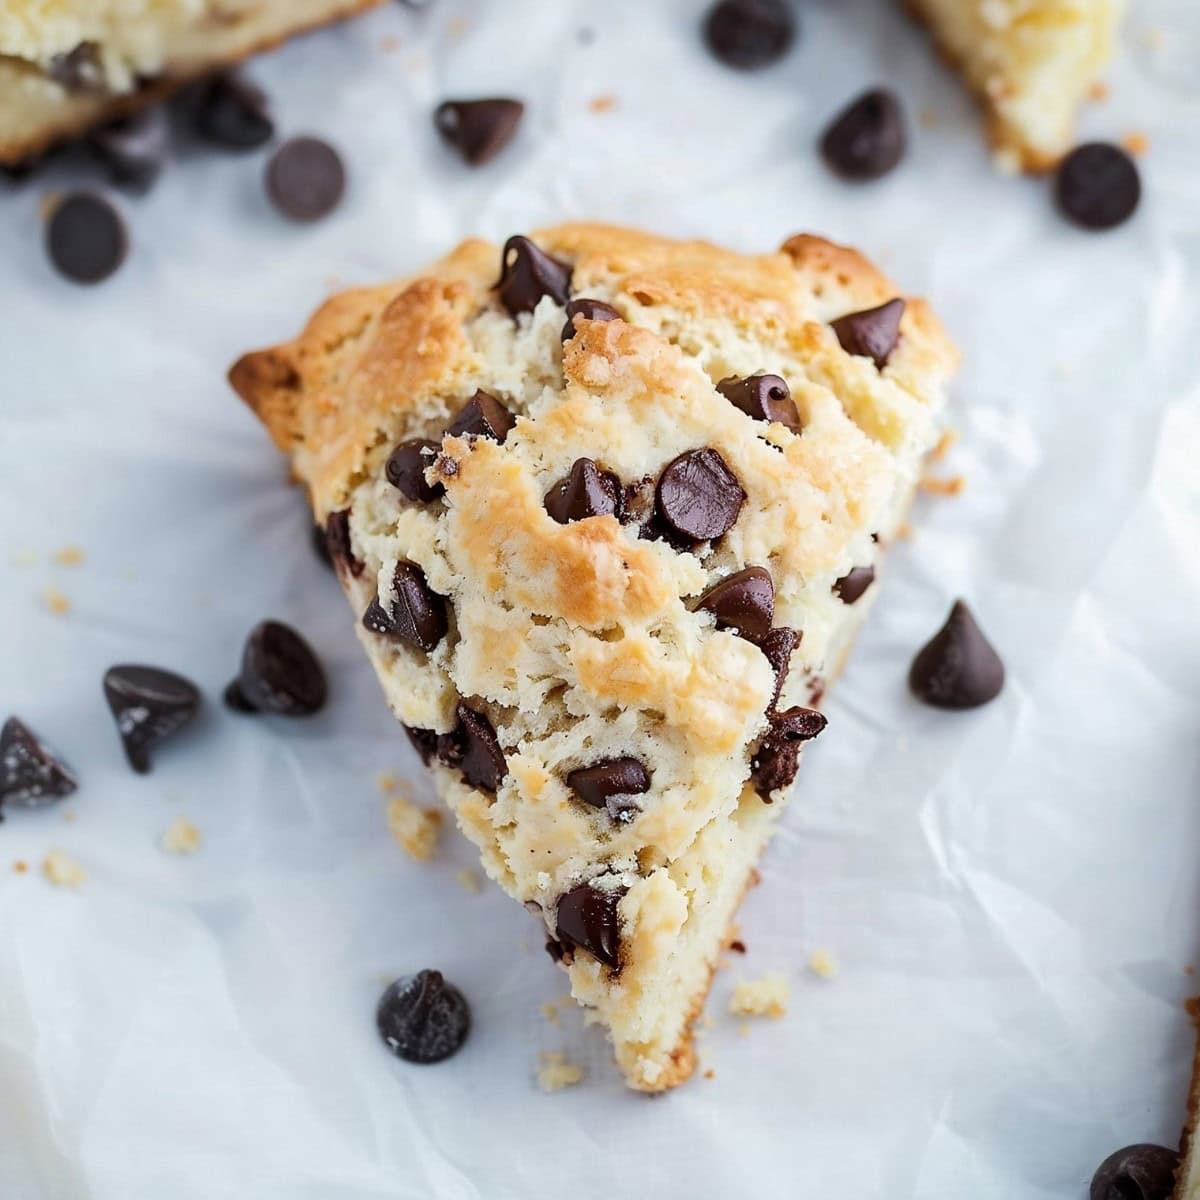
[230,224,957,1090]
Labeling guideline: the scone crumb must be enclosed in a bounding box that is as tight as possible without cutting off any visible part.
[161,817,201,855]
[63,810,77,823]
[704,1068,716,1080]
[41,587,71,615]
[737,1022,751,1038]
[1088,80,1110,102]
[14,860,27,874]
[447,16,469,41]
[42,850,84,889]
[38,192,61,222]
[1141,27,1164,50]
[1185,965,1196,977]
[894,522,913,540]
[730,972,789,1019]
[918,108,939,129]
[375,771,402,795]
[536,1052,584,1091]
[808,948,838,980]
[387,797,441,861]
[455,867,482,893]
[1120,131,1150,157]
[920,474,966,497]
[541,1002,561,1026]
[53,545,85,566]
[991,147,1022,176]
[930,429,958,461]
[588,94,618,114]
[378,33,400,52]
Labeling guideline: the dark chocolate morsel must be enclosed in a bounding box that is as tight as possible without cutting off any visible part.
[102,665,201,774]
[386,438,445,503]
[544,458,622,524]
[226,620,327,716]
[654,447,745,543]
[703,0,795,70]
[1057,142,1141,232]
[47,42,104,91]
[830,298,905,369]
[87,108,168,193]
[376,970,470,1064]
[1089,1144,1178,1200]
[770,706,828,742]
[266,136,346,222]
[446,390,515,443]
[191,73,274,148]
[562,297,621,342]
[495,234,572,317]
[404,725,440,766]
[45,191,127,285]
[453,702,507,793]
[750,734,801,800]
[566,758,651,812]
[325,509,364,577]
[758,626,799,710]
[820,88,906,181]
[908,600,1005,710]
[0,717,78,811]
[434,98,524,165]
[716,373,800,432]
[695,566,775,642]
[361,561,448,653]
[556,883,625,969]
[311,523,334,568]
[833,565,875,604]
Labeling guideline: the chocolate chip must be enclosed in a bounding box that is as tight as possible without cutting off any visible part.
[1090,1144,1178,1200]
[325,509,364,577]
[453,702,507,792]
[362,562,448,653]
[703,0,795,70]
[434,98,524,165]
[221,681,257,713]
[820,88,906,181]
[830,298,905,369]
[495,235,572,317]
[567,758,650,821]
[758,626,799,709]
[404,725,439,765]
[556,883,625,969]
[87,108,168,193]
[716,373,800,432]
[908,600,1004,710]
[46,192,127,285]
[102,665,201,774]
[655,448,745,543]
[266,136,345,222]
[1056,142,1141,231]
[544,458,622,524]
[544,937,568,963]
[833,565,875,604]
[770,706,828,742]
[750,705,826,800]
[47,42,104,92]
[0,717,78,813]
[311,523,333,568]
[225,620,327,716]
[562,298,621,342]
[696,566,775,642]
[376,970,470,1064]
[192,74,273,148]
[445,390,514,443]
[386,438,445,503]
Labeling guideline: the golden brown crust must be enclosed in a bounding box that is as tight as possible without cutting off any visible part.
[1174,997,1200,1199]
[0,0,381,164]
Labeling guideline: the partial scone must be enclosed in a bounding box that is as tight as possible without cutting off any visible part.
[908,0,1126,170]
[0,0,379,163]
[230,224,958,1090]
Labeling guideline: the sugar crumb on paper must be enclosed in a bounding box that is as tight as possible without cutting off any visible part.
[387,796,441,861]
[41,587,71,615]
[42,849,84,888]
[161,816,201,855]
[808,948,838,980]
[730,972,789,1018]
[536,1052,584,1091]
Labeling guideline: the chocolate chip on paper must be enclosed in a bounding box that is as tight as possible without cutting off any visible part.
[434,98,525,166]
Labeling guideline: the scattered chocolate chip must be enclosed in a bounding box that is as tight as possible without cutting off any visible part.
[703,0,795,70]
[758,626,799,709]
[311,523,333,568]
[325,509,363,577]
[716,373,800,432]
[544,458,622,524]
[46,192,127,285]
[0,717,78,813]
[567,758,651,820]
[102,665,201,774]
[830,298,905,369]
[820,88,906,181]
[445,390,514,443]
[386,438,445,503]
[225,620,327,716]
[495,234,572,317]
[1056,142,1141,231]
[561,297,621,342]
[404,725,439,765]
[266,136,345,222]
[434,98,524,165]
[47,42,104,92]
[451,703,507,792]
[376,970,470,1064]
[362,562,448,653]
[556,883,625,969]
[696,566,775,642]
[1090,1144,1178,1200]
[87,108,168,193]
[192,74,274,148]
[833,565,875,604]
[655,447,745,543]
[908,600,1004,710]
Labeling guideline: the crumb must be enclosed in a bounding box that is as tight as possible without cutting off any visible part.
[375,771,402,795]
[1141,27,1164,50]
[52,545,84,566]
[446,16,469,40]
[13,860,27,873]
[1185,965,1196,977]
[930,429,958,462]
[737,1022,751,1038]
[63,810,77,823]
[700,1014,715,1032]
[160,816,201,855]
[41,587,70,615]
[991,147,1022,176]
[918,108,938,129]
[541,1002,560,1026]
[42,849,83,888]
[387,796,441,861]
[729,940,746,954]
[808,948,838,980]
[378,33,400,52]
[730,971,789,1018]
[894,522,913,540]
[11,549,36,566]
[1120,131,1150,157]
[919,474,966,497]
[38,191,60,221]
[704,1068,715,1079]
[1089,80,1110,102]
[536,1051,584,1091]
[588,94,617,114]
[455,867,482,893]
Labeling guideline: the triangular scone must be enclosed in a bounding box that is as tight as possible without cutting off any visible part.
[230,224,957,1090]
[907,0,1126,170]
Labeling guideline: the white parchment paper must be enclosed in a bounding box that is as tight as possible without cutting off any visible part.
[2,2,1199,1197]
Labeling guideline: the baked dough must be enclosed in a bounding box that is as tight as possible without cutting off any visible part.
[230,223,958,1089]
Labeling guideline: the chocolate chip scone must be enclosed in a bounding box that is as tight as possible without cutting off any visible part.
[0,0,379,164]
[230,223,958,1090]
[908,0,1126,170]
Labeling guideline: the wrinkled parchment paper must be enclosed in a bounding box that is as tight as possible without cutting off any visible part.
[2,2,1199,1196]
